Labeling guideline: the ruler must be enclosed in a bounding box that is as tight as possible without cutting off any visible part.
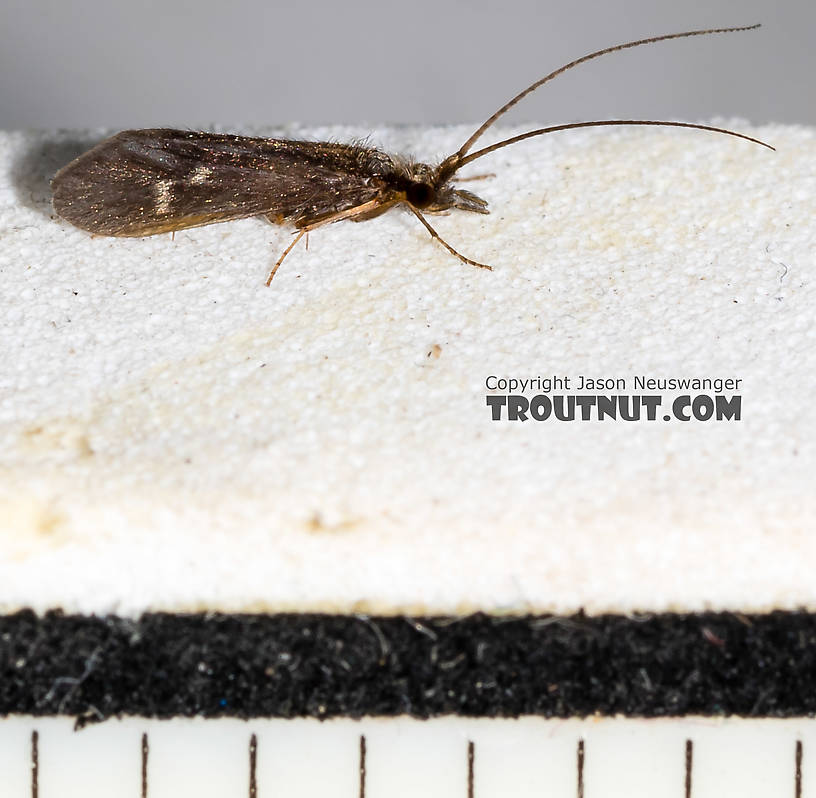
[3,612,814,797]
[0,716,810,798]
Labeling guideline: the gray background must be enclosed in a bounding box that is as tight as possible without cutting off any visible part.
[0,0,813,130]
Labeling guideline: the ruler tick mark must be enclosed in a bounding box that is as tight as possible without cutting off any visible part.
[467,741,475,798]
[249,733,258,798]
[685,739,693,798]
[30,730,38,798]
[796,740,803,798]
[141,732,149,798]
[359,735,366,798]
[577,739,584,798]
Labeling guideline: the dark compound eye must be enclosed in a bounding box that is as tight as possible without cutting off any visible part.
[406,182,434,208]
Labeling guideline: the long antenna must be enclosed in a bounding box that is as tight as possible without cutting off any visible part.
[439,24,761,178]
[457,119,774,168]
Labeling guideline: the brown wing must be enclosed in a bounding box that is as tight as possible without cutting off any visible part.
[51,129,394,237]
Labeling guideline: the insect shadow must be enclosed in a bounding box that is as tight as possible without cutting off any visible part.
[12,134,107,218]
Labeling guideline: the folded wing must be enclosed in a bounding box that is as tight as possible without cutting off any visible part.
[52,129,391,236]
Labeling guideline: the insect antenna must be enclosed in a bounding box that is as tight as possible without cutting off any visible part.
[438,24,762,179]
[457,119,774,168]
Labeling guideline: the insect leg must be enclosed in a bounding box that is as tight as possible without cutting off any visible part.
[406,205,492,271]
[264,199,399,285]
[453,173,496,183]
[266,230,307,285]
[298,198,399,231]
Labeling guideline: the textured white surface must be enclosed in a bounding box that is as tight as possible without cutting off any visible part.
[0,123,814,617]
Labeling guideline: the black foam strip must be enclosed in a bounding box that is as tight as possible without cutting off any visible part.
[1,610,814,722]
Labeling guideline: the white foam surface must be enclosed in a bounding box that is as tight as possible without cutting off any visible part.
[0,123,814,616]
